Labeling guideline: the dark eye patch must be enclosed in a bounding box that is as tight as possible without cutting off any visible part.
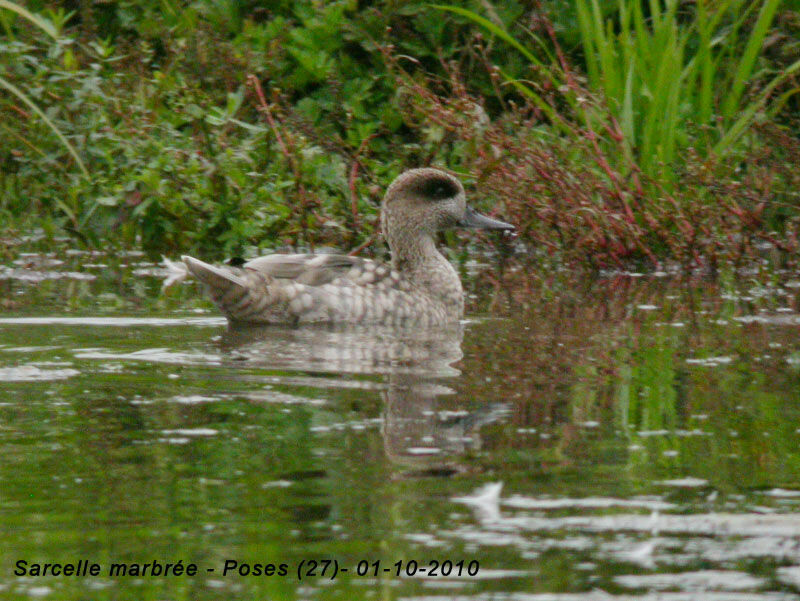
[417,177,459,200]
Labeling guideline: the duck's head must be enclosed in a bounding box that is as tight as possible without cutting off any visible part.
[381,168,514,241]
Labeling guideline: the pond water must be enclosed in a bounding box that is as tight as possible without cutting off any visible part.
[1,253,800,600]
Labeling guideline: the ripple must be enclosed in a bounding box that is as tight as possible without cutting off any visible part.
[0,268,96,282]
[615,570,764,592]
[73,348,221,365]
[0,317,226,327]
[160,428,218,437]
[503,496,676,511]
[399,592,795,600]
[686,356,733,366]
[0,365,80,381]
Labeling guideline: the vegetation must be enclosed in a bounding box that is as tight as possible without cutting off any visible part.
[1,0,799,271]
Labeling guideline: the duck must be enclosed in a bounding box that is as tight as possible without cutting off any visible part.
[178,168,513,326]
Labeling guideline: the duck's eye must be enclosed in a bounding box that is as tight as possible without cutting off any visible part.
[420,178,458,200]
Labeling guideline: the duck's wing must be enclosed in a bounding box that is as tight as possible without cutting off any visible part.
[183,253,405,324]
[244,254,390,287]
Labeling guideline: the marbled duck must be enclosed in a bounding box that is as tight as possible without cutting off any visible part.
[181,168,513,325]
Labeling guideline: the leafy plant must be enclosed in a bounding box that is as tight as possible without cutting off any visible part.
[1,0,799,270]
[0,0,88,177]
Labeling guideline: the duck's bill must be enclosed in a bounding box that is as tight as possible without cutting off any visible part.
[458,207,514,231]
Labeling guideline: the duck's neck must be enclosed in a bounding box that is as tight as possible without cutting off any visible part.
[388,231,436,271]
[388,231,464,309]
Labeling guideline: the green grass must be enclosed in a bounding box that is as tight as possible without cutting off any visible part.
[438,0,800,181]
[1,1,798,267]
[0,1,88,177]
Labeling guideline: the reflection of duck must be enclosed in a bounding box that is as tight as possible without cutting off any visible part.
[219,322,464,376]
[219,323,509,473]
[181,168,513,325]
[382,372,510,475]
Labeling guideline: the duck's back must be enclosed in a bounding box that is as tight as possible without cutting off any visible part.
[244,253,390,286]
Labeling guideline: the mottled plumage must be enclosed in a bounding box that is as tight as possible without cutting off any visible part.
[181,168,513,326]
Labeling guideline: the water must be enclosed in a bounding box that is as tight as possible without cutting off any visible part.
[1,256,800,600]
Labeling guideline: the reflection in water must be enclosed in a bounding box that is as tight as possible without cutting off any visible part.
[220,323,509,471]
[3,263,800,600]
[219,323,465,376]
[381,375,510,473]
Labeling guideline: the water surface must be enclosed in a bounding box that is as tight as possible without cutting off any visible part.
[1,257,799,600]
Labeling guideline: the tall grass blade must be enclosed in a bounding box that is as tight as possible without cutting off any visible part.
[714,59,800,156]
[432,4,567,94]
[500,71,572,135]
[0,76,89,178]
[0,0,57,38]
[722,0,781,119]
[574,0,599,84]
[621,62,634,145]
[433,5,542,67]
[432,5,575,130]
[695,0,713,125]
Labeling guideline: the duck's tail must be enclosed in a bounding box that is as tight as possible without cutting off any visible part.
[161,256,190,289]
[181,255,277,323]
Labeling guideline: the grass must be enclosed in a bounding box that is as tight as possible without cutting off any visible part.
[1,0,799,272]
[0,1,88,177]
[439,0,800,182]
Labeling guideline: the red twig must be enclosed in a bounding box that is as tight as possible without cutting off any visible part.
[9,104,30,119]
[348,133,378,228]
[348,229,380,257]
[248,74,290,161]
